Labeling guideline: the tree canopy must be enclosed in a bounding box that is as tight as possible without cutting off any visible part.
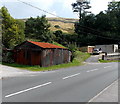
[25,15,53,42]
[1,1,120,49]
[1,7,25,49]
[73,1,120,46]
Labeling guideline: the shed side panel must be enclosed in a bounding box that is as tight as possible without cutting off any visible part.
[31,51,41,65]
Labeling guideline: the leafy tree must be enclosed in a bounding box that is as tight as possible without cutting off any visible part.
[15,19,25,44]
[53,30,63,43]
[25,15,52,42]
[74,13,97,46]
[71,0,91,19]
[0,10,2,62]
[1,7,25,49]
[106,1,120,38]
[68,44,78,61]
[73,1,120,46]
[53,30,73,46]
[25,17,36,38]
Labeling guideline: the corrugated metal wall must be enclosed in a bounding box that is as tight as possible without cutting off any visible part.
[41,49,70,67]
[14,50,42,65]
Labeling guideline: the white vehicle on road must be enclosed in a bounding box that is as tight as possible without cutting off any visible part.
[93,48,102,55]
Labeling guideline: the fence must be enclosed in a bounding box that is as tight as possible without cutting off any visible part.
[102,53,120,60]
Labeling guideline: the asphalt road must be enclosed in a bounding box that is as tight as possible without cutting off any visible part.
[85,55,100,63]
[2,62,119,102]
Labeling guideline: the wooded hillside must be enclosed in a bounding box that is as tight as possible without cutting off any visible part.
[22,17,78,34]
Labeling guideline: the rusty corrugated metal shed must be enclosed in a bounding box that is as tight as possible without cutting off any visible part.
[14,41,71,67]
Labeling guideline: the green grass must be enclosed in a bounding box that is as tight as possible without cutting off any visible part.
[73,51,90,63]
[25,38,40,42]
[2,51,90,71]
[51,41,67,48]
[99,59,120,63]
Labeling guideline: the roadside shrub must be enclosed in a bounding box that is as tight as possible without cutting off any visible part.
[2,51,14,63]
[68,44,78,61]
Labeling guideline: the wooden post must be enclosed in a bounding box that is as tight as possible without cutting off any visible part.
[102,55,104,60]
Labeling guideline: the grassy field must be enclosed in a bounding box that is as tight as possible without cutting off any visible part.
[3,51,90,71]
[48,20,75,34]
[48,18,78,33]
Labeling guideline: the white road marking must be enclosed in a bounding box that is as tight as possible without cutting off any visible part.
[104,66,111,68]
[63,73,81,80]
[5,82,52,98]
[87,69,99,73]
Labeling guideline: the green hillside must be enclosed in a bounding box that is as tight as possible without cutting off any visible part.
[21,17,79,34]
[47,17,78,34]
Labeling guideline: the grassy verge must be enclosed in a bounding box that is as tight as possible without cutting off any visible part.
[2,51,90,71]
[51,41,67,48]
[99,59,120,63]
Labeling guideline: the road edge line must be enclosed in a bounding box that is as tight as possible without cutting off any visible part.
[88,79,118,102]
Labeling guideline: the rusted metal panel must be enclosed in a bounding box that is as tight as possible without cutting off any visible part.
[14,49,42,66]
[40,48,70,67]
[31,51,41,65]
[14,50,30,65]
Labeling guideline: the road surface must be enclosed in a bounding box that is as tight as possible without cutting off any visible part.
[2,62,119,102]
[85,55,100,63]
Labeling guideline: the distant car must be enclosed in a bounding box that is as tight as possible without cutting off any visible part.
[93,48,102,55]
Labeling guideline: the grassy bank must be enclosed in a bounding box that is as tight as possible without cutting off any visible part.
[3,51,90,71]
[51,41,67,48]
[99,59,120,63]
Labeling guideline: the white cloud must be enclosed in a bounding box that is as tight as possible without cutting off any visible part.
[1,0,55,10]
[90,0,113,14]
[1,0,54,2]
[28,1,54,11]
[32,0,54,10]
[0,4,3,8]
[0,1,3,8]
[1,0,56,18]
[30,0,57,17]
[62,0,76,10]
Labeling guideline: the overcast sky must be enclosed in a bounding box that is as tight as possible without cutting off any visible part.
[0,0,117,19]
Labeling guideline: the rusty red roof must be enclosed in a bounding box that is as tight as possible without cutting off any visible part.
[28,41,66,49]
